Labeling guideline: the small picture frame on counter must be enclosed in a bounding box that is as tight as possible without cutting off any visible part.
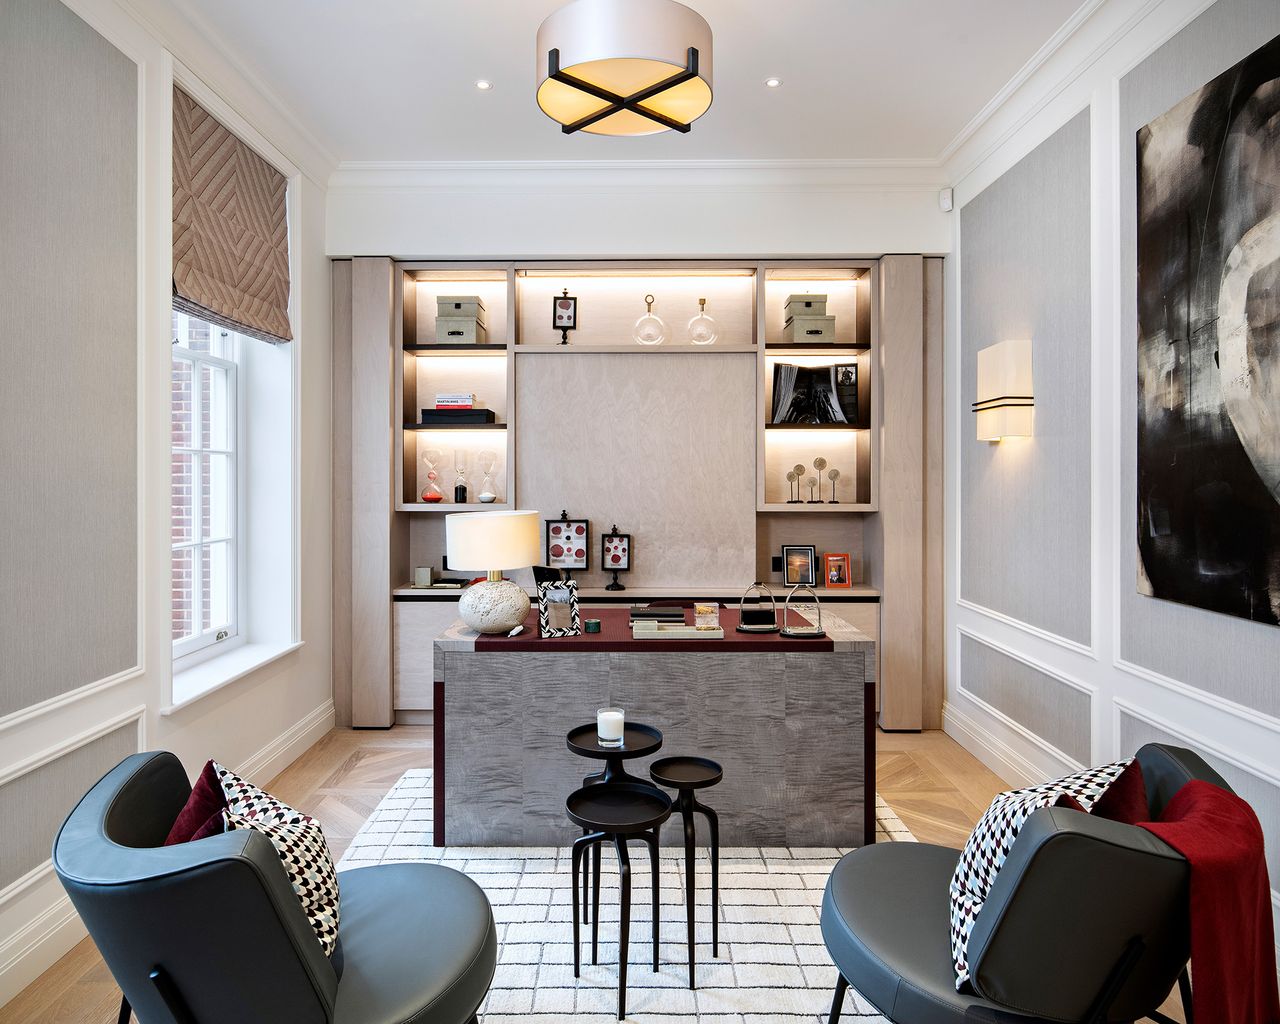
[823,552,852,588]
[782,545,817,587]
[537,579,581,638]
[546,511,589,571]
[553,289,577,344]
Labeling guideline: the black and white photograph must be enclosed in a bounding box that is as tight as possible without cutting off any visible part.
[771,363,849,424]
[1137,31,1280,625]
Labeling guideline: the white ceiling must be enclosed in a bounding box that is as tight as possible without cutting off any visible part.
[177,0,1087,164]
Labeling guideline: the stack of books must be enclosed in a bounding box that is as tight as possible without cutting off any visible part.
[420,392,496,425]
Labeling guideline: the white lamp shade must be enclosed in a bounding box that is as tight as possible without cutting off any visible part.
[535,0,713,136]
[445,510,541,572]
[975,339,1034,441]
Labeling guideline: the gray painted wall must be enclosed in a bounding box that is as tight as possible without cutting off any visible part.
[0,0,138,717]
[0,722,137,889]
[959,110,1092,647]
[960,633,1091,764]
[1118,0,1280,719]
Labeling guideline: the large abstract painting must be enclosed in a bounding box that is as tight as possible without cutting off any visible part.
[1137,33,1280,625]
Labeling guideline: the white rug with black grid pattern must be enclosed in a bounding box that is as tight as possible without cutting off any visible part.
[338,769,913,1023]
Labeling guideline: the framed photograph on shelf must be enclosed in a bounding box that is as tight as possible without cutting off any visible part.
[782,545,817,587]
[546,513,589,571]
[537,579,581,638]
[823,552,852,589]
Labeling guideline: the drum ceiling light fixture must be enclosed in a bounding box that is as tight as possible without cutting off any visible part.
[535,0,713,136]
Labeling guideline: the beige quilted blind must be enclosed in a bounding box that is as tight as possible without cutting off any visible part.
[172,86,292,344]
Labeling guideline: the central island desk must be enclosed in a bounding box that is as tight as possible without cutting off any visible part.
[432,606,875,848]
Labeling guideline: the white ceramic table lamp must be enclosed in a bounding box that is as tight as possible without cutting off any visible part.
[445,510,541,634]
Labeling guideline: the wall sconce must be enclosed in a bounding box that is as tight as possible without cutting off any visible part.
[973,339,1033,441]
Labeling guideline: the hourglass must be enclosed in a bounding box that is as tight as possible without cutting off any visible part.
[477,449,499,503]
[420,447,444,503]
[633,294,667,346]
[687,297,718,346]
[452,449,469,504]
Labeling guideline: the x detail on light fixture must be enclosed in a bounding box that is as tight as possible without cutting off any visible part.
[546,45,701,134]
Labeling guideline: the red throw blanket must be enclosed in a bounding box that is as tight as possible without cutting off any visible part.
[1139,780,1280,1024]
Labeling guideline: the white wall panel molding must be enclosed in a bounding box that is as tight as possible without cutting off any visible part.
[943,698,1072,790]
[0,666,144,736]
[955,599,1096,659]
[1114,658,1280,741]
[0,706,146,791]
[0,885,81,1007]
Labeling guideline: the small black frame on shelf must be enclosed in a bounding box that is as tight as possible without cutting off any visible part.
[602,525,631,591]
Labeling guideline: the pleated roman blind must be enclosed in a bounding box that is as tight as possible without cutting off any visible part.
[172,86,292,344]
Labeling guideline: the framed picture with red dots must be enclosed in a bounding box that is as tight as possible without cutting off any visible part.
[545,514,590,571]
[602,531,631,573]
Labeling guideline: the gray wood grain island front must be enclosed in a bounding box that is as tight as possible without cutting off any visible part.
[432,607,875,848]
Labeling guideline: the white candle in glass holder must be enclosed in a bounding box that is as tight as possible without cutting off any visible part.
[597,707,625,746]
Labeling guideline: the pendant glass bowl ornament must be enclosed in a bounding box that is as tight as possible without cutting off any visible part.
[633,294,667,346]
[781,584,826,639]
[687,297,718,346]
[736,582,780,634]
[420,447,445,504]
[477,449,499,503]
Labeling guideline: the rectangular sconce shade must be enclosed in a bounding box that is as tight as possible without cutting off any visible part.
[446,510,541,571]
[974,339,1034,441]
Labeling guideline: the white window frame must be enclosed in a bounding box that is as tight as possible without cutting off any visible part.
[171,315,248,666]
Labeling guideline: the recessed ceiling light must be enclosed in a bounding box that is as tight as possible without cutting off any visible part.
[475,79,494,91]
[764,77,783,89]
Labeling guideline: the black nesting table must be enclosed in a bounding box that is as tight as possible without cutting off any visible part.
[565,722,663,786]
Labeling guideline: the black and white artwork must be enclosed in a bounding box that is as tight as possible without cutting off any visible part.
[771,363,847,424]
[1137,33,1280,625]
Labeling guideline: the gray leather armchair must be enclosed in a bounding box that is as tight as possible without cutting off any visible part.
[821,743,1226,1024]
[54,752,496,1024]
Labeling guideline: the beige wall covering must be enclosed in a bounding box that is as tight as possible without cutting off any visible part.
[0,0,138,719]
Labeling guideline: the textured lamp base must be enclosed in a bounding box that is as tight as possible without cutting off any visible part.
[459,578,530,634]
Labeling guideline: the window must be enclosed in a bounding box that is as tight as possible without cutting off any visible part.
[171,311,243,661]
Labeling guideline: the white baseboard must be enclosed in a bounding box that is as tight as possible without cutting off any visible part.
[0,892,85,1009]
[943,696,1068,788]
[0,698,336,1013]
[240,699,336,782]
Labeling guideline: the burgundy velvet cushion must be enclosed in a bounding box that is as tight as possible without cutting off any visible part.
[163,760,228,845]
[1091,759,1149,825]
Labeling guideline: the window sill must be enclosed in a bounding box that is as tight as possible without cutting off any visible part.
[164,640,304,715]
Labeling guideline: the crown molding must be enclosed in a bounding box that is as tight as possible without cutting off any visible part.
[115,0,340,183]
[937,0,1109,166]
[328,157,949,195]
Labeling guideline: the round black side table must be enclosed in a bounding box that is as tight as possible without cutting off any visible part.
[566,722,664,929]
[566,783,672,1021]
[565,722,663,786]
[649,755,723,990]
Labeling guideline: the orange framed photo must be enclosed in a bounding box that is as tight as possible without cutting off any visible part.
[823,552,852,589]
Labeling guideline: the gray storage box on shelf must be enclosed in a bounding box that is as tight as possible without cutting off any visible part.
[435,316,488,345]
[782,314,837,344]
[436,295,486,320]
[784,294,828,319]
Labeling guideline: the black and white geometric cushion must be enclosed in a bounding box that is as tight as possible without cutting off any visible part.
[948,759,1132,990]
[225,809,341,957]
[213,761,298,824]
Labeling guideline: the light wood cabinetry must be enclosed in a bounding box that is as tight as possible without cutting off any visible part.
[337,257,936,729]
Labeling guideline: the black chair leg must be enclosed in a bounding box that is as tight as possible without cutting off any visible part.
[1178,967,1193,1024]
[695,797,719,958]
[615,834,632,1021]
[582,827,591,925]
[116,994,132,1024]
[681,793,697,989]
[829,972,849,1024]
[570,830,604,978]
